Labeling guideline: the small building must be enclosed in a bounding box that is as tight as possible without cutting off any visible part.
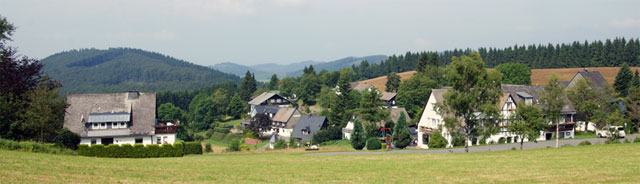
[380,92,397,108]
[270,107,302,138]
[248,92,291,109]
[350,82,374,92]
[342,107,411,140]
[63,91,177,146]
[564,68,618,132]
[292,115,327,143]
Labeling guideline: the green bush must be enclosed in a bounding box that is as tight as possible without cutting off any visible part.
[204,143,212,153]
[479,138,487,145]
[624,139,631,143]
[605,139,620,144]
[214,127,230,134]
[451,135,465,147]
[506,137,512,143]
[634,137,640,143]
[350,119,366,150]
[498,137,506,144]
[227,139,241,152]
[428,131,447,149]
[53,129,81,150]
[311,127,342,145]
[273,139,287,150]
[578,141,592,146]
[240,144,250,151]
[0,138,76,155]
[184,142,203,155]
[289,137,298,149]
[77,143,184,158]
[366,137,381,150]
[392,114,411,149]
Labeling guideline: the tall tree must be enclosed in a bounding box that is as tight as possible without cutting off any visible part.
[19,78,66,143]
[508,104,545,150]
[328,68,354,129]
[633,69,640,88]
[239,71,257,101]
[268,74,279,90]
[350,119,366,150]
[435,52,503,152]
[227,93,246,119]
[359,88,389,124]
[539,75,566,148]
[385,72,400,92]
[211,88,230,119]
[626,87,640,133]
[415,52,428,73]
[278,77,297,98]
[614,62,633,97]
[392,113,411,149]
[298,71,320,105]
[248,113,271,137]
[396,73,439,118]
[495,62,532,85]
[565,78,604,132]
[157,103,186,122]
[188,94,217,131]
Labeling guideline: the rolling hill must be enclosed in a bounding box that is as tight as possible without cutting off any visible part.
[41,48,239,93]
[287,55,388,76]
[210,62,274,82]
[355,67,640,91]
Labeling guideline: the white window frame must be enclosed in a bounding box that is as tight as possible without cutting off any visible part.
[100,123,106,129]
[120,122,126,128]
[92,123,99,129]
[112,122,119,129]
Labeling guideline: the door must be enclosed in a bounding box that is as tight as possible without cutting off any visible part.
[102,138,114,145]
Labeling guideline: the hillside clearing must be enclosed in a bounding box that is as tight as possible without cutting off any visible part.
[356,67,640,90]
[2,143,639,183]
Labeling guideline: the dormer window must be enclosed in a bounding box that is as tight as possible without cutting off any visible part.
[112,122,119,128]
[100,123,106,129]
[120,122,127,128]
[525,98,533,105]
[92,123,99,129]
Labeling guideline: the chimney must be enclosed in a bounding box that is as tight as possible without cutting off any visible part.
[584,67,588,72]
[128,90,140,100]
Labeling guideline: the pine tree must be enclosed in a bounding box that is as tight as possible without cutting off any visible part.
[385,72,400,92]
[614,62,633,97]
[268,74,279,90]
[632,69,640,88]
[392,113,411,149]
[350,119,366,150]
[227,93,245,119]
[239,71,257,101]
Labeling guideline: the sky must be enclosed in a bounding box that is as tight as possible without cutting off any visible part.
[1,0,639,66]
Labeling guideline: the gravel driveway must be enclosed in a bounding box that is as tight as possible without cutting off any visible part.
[306,134,639,156]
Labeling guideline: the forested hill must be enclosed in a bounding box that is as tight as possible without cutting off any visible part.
[350,37,640,80]
[41,48,239,93]
[288,55,388,76]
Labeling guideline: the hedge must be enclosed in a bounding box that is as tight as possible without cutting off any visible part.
[0,138,76,155]
[213,127,230,134]
[184,142,203,155]
[78,143,184,158]
[366,137,381,150]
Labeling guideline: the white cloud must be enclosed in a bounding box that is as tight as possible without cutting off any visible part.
[609,18,640,28]
[515,25,534,31]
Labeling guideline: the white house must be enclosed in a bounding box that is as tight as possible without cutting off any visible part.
[417,85,577,149]
[269,107,301,138]
[64,91,178,146]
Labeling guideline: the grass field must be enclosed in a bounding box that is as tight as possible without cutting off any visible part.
[2,143,639,183]
[356,67,640,90]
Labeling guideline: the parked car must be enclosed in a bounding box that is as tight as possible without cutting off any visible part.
[596,126,626,138]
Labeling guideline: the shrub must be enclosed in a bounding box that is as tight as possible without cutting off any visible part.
[511,147,516,150]
[311,127,342,145]
[578,141,592,146]
[561,144,573,147]
[451,135,465,147]
[172,142,184,157]
[350,119,366,150]
[635,137,640,143]
[146,144,161,157]
[121,144,133,157]
[366,137,381,150]
[624,139,631,143]
[392,114,411,149]
[506,137,512,143]
[133,144,145,158]
[498,137,506,144]
[77,143,183,158]
[479,138,487,145]
[0,139,76,155]
[105,144,121,158]
[204,143,212,153]
[53,129,81,150]
[184,142,203,155]
[289,137,298,148]
[205,129,215,138]
[240,144,250,151]
[428,131,447,149]
[195,134,206,141]
[227,139,241,152]
[605,139,620,144]
[214,127,230,134]
[273,139,287,150]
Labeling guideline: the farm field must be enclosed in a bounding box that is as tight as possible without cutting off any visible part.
[1,143,639,183]
[357,67,640,90]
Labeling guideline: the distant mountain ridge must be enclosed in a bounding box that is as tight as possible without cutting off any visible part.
[210,62,274,82]
[286,55,388,76]
[42,48,239,93]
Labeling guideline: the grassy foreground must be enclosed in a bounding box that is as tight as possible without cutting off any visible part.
[1,143,639,183]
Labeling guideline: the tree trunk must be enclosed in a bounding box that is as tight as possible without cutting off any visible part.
[464,131,469,153]
[520,137,524,150]
[555,120,559,148]
[584,122,589,132]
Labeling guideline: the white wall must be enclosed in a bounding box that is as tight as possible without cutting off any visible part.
[80,136,154,146]
[153,133,176,145]
[417,93,451,149]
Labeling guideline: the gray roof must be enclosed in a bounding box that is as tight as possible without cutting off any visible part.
[88,112,130,123]
[292,115,327,142]
[574,70,608,89]
[248,92,289,105]
[515,91,533,98]
[380,92,396,101]
[254,105,281,115]
[501,84,575,114]
[63,92,156,137]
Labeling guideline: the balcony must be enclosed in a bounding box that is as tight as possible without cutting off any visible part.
[155,125,178,134]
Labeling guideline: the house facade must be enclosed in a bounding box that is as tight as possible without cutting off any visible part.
[64,91,178,146]
[342,107,411,140]
[292,115,327,143]
[268,107,301,138]
[417,85,576,149]
[380,92,397,108]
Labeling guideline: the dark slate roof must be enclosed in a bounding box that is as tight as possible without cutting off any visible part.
[254,105,281,115]
[64,92,156,137]
[575,70,608,89]
[292,115,327,142]
[501,84,576,114]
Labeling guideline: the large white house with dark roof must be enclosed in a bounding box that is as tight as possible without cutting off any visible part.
[64,91,178,146]
[417,85,576,149]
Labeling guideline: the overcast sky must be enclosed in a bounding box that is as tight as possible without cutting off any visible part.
[1,0,639,66]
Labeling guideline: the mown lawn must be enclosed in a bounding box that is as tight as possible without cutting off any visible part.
[1,143,639,183]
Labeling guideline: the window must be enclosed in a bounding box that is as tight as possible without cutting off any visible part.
[135,138,143,144]
[91,139,97,145]
[565,132,570,137]
[112,122,118,129]
[120,122,126,128]
[157,137,161,144]
[163,136,168,144]
[100,123,106,129]
[92,123,99,129]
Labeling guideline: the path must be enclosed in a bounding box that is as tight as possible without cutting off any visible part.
[306,134,639,156]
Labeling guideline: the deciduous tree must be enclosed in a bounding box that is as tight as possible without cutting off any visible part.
[495,62,531,85]
[539,75,566,148]
[508,104,545,150]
